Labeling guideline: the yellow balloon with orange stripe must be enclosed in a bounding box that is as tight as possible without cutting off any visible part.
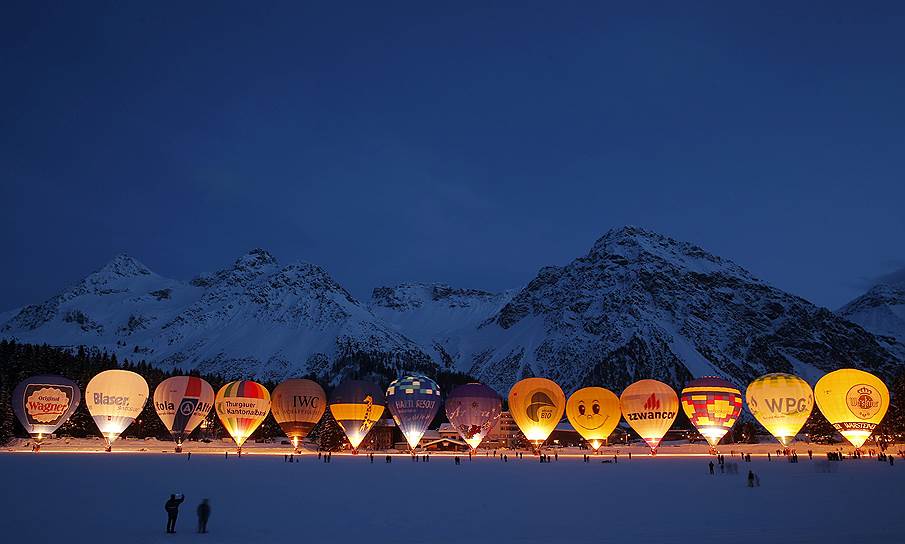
[814,369,889,449]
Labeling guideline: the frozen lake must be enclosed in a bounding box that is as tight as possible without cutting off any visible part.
[0,452,901,543]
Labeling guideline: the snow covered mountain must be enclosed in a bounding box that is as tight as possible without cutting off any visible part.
[2,229,900,393]
[377,227,900,393]
[370,283,513,367]
[838,268,905,361]
[0,250,435,383]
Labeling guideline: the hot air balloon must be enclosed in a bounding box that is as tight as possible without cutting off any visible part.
[86,369,149,451]
[620,379,678,453]
[680,376,743,449]
[445,383,502,451]
[565,387,620,452]
[12,375,81,450]
[745,373,813,447]
[386,375,441,451]
[153,376,215,452]
[814,369,889,449]
[329,380,385,452]
[271,379,327,451]
[508,378,565,452]
[215,380,271,452]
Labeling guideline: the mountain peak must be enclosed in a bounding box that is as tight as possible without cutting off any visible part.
[587,226,744,277]
[89,253,153,281]
[234,248,278,270]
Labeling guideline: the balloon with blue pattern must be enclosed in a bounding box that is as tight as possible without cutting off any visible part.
[386,375,441,450]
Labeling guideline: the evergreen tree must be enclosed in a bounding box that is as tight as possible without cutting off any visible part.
[308,411,346,451]
[802,407,837,444]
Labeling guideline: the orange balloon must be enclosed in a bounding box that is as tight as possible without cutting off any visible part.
[620,379,678,452]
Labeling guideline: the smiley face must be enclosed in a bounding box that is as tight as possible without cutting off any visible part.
[575,399,608,430]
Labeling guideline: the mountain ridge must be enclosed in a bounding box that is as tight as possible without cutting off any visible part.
[2,227,900,392]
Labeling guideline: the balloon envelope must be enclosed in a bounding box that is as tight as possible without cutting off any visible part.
[386,375,441,450]
[566,387,620,451]
[745,373,813,447]
[445,383,502,451]
[814,369,889,448]
[329,380,386,450]
[86,369,149,447]
[215,380,271,449]
[680,377,743,447]
[153,376,214,445]
[620,379,678,452]
[508,378,565,447]
[271,379,327,448]
[12,375,81,442]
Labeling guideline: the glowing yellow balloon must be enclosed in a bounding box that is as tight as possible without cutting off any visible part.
[620,380,678,452]
[745,373,812,447]
[508,378,565,449]
[215,380,271,450]
[86,369,149,450]
[814,369,889,449]
[566,387,620,452]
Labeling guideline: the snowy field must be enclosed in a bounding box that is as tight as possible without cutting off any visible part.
[1,453,902,544]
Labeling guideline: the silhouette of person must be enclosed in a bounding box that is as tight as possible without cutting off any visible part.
[165,494,185,533]
[197,499,211,533]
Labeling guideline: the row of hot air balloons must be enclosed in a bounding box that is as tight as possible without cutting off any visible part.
[10,368,892,453]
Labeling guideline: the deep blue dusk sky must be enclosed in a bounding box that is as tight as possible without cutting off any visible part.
[2,2,903,311]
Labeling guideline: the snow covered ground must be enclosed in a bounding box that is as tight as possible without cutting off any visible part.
[1,452,902,543]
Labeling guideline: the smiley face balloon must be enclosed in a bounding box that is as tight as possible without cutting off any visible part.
[566,387,620,452]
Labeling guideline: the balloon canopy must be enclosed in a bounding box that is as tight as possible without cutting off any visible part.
[153,376,215,446]
[329,380,386,451]
[814,369,889,448]
[680,377,743,447]
[215,380,271,449]
[386,375,441,450]
[86,369,149,449]
[745,373,813,447]
[12,375,81,443]
[508,378,565,449]
[565,387,621,452]
[271,379,327,449]
[445,383,502,451]
[620,379,678,452]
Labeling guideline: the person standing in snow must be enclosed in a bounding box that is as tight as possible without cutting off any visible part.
[197,499,211,533]
[164,493,185,533]
[747,471,755,488]
[709,461,714,475]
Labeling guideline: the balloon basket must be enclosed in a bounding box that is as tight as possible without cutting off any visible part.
[709,447,717,456]
[175,444,183,454]
[104,445,112,453]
